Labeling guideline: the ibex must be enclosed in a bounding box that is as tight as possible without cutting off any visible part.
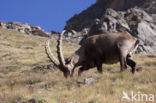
[45,31,139,78]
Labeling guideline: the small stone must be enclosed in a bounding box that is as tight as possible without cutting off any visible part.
[20,46,33,49]
[84,77,96,85]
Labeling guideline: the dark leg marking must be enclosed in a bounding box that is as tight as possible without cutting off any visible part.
[78,66,90,76]
[96,63,103,73]
[126,57,136,74]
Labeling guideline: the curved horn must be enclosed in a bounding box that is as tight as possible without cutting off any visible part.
[57,30,67,68]
[45,39,59,67]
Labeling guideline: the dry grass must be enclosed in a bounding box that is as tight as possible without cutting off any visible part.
[0,28,156,103]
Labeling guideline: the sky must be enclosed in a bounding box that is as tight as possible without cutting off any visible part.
[0,0,96,32]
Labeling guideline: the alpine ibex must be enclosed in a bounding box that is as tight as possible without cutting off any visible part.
[45,31,139,78]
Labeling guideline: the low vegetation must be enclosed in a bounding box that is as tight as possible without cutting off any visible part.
[0,28,156,103]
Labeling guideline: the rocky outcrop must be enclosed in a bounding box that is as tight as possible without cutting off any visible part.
[82,8,156,54]
[65,0,156,32]
[64,0,156,54]
[0,21,49,37]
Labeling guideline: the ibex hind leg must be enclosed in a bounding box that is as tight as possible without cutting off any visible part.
[126,56,136,74]
[118,52,127,71]
[124,59,127,70]
[117,44,128,72]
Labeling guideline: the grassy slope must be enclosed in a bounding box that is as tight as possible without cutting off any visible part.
[0,28,156,103]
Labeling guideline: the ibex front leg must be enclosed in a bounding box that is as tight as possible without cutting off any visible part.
[78,66,90,76]
[96,62,103,73]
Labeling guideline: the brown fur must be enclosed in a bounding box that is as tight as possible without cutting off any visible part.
[66,32,139,77]
[45,32,139,78]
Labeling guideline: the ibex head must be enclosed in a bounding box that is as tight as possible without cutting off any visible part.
[45,31,74,77]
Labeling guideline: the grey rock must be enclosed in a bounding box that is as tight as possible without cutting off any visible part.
[69,102,76,103]
[82,8,156,54]
[137,21,156,53]
[32,29,49,37]
[31,26,41,31]
[84,77,96,85]
[0,21,49,37]
[126,8,153,22]
[20,46,33,49]
[71,30,77,34]
[0,21,7,28]
[77,77,96,87]
[66,32,72,37]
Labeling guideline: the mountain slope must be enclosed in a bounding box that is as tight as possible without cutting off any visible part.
[65,0,156,31]
[0,28,156,103]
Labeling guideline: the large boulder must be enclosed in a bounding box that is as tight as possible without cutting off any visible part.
[0,21,7,28]
[83,8,156,54]
[137,21,156,53]
[32,29,49,37]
